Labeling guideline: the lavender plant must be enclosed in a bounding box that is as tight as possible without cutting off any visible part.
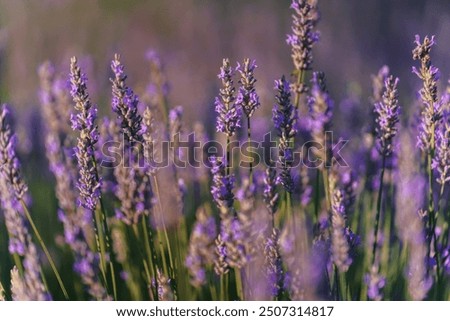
[0,0,450,303]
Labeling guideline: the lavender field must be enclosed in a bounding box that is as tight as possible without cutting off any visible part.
[0,0,449,301]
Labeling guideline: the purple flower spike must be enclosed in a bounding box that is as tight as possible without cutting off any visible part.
[111,54,143,144]
[69,57,101,211]
[374,75,400,156]
[273,76,297,193]
[0,104,50,301]
[432,122,450,186]
[287,0,320,73]
[236,58,260,118]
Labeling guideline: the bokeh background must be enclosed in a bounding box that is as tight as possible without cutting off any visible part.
[1,0,449,118]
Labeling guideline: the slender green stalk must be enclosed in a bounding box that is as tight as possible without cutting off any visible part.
[247,118,253,182]
[293,69,305,110]
[372,155,386,266]
[152,175,175,278]
[234,267,244,300]
[131,224,153,295]
[339,272,347,300]
[20,200,69,300]
[94,207,108,288]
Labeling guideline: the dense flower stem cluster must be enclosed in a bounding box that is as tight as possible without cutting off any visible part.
[109,56,153,225]
[0,105,50,300]
[3,0,450,302]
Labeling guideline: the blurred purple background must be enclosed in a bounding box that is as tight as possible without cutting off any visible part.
[0,0,449,129]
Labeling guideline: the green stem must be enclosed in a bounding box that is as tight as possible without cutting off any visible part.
[234,267,244,300]
[293,69,305,110]
[20,200,69,300]
[226,136,231,176]
[339,271,347,301]
[247,117,252,182]
[152,175,175,279]
[94,207,109,291]
[372,155,386,266]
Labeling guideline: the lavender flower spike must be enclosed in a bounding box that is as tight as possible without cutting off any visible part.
[287,0,320,93]
[432,122,450,186]
[69,57,101,210]
[0,105,50,300]
[236,58,260,118]
[111,54,143,144]
[264,228,284,297]
[374,75,400,156]
[273,76,297,193]
[412,35,443,152]
[215,58,241,136]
